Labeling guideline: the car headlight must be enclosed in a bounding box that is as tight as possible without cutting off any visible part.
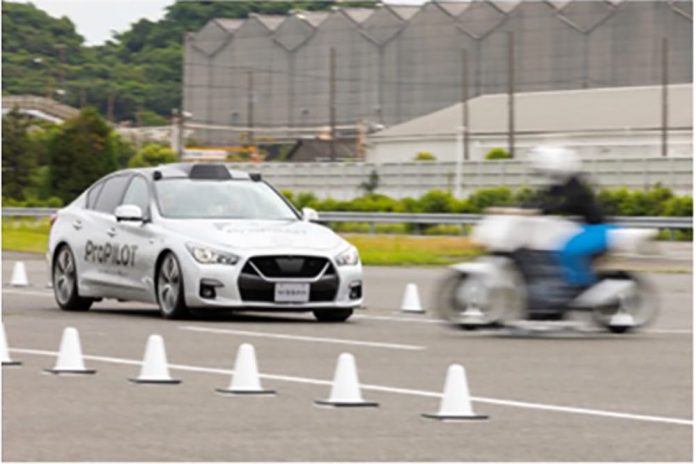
[335,247,360,266]
[186,244,239,265]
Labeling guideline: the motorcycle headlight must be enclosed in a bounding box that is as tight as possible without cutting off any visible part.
[186,244,239,265]
[335,247,360,267]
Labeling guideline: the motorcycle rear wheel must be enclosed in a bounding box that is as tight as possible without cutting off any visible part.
[435,263,526,330]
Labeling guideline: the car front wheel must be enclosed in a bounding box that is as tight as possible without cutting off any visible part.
[156,252,190,319]
[53,245,92,311]
[313,308,353,322]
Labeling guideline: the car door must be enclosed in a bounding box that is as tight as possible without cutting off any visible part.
[67,180,104,289]
[82,174,133,296]
[115,174,159,301]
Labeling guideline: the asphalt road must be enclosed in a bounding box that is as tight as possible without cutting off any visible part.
[1,253,692,461]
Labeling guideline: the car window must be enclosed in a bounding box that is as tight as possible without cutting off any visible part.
[154,179,298,220]
[121,176,150,214]
[93,175,132,214]
[86,181,105,210]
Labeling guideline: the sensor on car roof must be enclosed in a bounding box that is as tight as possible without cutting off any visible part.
[250,173,262,182]
[189,164,232,180]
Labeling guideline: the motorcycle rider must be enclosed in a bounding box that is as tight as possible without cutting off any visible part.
[528,146,615,294]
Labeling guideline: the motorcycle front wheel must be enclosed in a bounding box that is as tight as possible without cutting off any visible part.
[591,271,658,333]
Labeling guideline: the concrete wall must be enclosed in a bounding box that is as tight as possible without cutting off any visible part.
[184,1,693,146]
[366,130,694,163]
[228,156,693,199]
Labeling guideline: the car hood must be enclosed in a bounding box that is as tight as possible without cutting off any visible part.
[169,219,346,252]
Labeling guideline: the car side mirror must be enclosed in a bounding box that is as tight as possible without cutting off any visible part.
[302,207,319,222]
[115,204,145,222]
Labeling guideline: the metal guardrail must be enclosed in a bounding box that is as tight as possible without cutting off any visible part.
[3,207,691,230]
[3,207,59,217]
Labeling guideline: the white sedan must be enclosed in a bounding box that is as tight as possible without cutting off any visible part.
[48,163,363,321]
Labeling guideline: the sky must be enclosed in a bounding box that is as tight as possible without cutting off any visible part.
[10,0,428,46]
[10,0,174,45]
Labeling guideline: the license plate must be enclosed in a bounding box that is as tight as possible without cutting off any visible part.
[274,283,310,303]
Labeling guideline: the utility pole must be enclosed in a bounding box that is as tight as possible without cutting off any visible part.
[461,48,470,162]
[79,86,87,108]
[54,44,67,102]
[507,31,515,159]
[177,109,185,158]
[247,70,255,152]
[329,47,337,162]
[107,91,115,122]
[661,37,669,157]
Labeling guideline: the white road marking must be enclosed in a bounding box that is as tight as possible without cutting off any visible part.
[644,328,693,335]
[11,347,692,427]
[357,313,693,335]
[179,325,426,351]
[3,289,54,298]
[3,289,692,336]
[354,314,442,324]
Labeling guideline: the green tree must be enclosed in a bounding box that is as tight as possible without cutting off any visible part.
[484,147,511,160]
[2,108,36,201]
[110,133,137,168]
[2,1,376,122]
[48,108,118,203]
[414,151,436,161]
[359,169,380,195]
[128,143,177,168]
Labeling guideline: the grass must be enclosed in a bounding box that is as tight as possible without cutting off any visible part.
[2,218,50,254]
[342,234,482,266]
[1,220,481,266]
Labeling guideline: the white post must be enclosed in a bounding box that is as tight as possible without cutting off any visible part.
[170,113,180,154]
[454,126,464,198]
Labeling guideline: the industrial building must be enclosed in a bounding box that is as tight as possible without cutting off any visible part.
[366,84,694,162]
[183,0,693,147]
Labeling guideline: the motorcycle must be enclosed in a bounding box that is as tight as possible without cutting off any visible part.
[436,208,659,334]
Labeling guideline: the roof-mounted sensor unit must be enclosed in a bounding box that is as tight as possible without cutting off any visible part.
[189,164,232,180]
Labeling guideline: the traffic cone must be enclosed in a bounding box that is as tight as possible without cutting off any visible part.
[315,353,378,407]
[423,364,487,420]
[400,283,424,314]
[216,343,275,395]
[1,323,21,366]
[45,252,53,289]
[44,327,96,374]
[10,262,29,287]
[129,334,180,384]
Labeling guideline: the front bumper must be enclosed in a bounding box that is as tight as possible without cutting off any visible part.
[179,252,363,310]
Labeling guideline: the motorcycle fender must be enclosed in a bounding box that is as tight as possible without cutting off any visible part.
[571,279,636,308]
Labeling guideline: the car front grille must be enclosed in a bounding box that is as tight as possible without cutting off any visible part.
[238,256,338,303]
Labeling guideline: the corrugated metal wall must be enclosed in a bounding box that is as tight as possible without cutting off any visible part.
[183,0,693,145]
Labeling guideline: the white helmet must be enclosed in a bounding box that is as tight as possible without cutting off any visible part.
[528,146,582,180]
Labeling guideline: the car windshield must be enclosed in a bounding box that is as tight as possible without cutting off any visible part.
[154,179,298,220]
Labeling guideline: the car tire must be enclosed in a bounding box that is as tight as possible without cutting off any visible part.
[53,245,93,312]
[313,308,353,322]
[156,252,190,319]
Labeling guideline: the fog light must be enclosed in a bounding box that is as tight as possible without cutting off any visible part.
[349,282,362,300]
[200,279,223,299]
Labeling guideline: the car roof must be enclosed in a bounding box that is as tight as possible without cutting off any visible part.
[116,163,254,181]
